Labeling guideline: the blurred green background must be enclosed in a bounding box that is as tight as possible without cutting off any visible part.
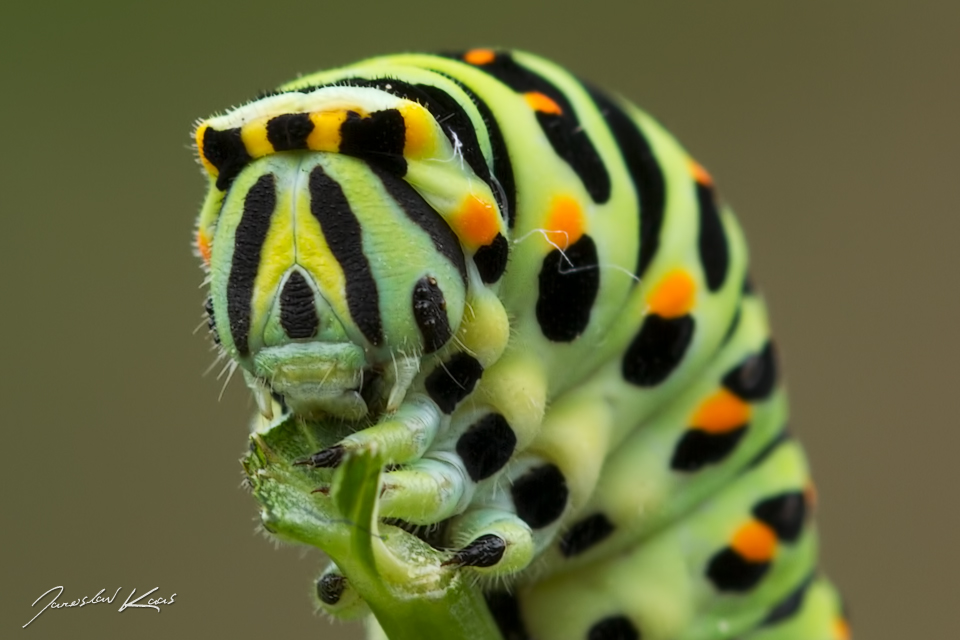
[3,1,957,638]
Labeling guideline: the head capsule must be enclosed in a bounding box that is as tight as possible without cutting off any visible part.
[192,83,509,420]
[198,150,468,420]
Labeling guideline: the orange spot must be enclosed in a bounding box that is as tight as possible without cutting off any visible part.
[524,91,563,115]
[543,196,584,250]
[647,269,695,318]
[194,123,217,176]
[805,481,819,512]
[692,389,751,433]
[688,158,713,187]
[834,618,852,640]
[731,520,777,562]
[399,103,435,158]
[196,231,212,265]
[464,48,496,65]
[455,195,499,247]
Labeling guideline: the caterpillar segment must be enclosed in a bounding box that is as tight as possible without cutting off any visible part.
[538,290,787,575]
[487,440,826,640]
[738,578,850,640]
[193,48,846,639]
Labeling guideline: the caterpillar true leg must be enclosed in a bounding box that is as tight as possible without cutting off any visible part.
[296,393,443,468]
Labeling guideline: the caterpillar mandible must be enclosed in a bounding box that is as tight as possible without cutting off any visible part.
[193,49,849,640]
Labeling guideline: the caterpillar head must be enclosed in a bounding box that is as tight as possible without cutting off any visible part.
[192,84,509,420]
[196,151,468,421]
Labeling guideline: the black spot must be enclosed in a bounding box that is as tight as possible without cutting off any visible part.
[534,110,611,204]
[745,429,790,470]
[279,271,319,339]
[536,235,600,342]
[459,51,610,203]
[511,464,568,529]
[753,492,806,543]
[368,163,467,283]
[587,85,665,281]
[341,79,489,190]
[722,342,778,401]
[424,353,483,413]
[559,513,615,557]
[204,297,220,345]
[742,273,755,295]
[339,109,407,176]
[202,126,251,190]
[706,548,770,592]
[473,233,510,283]
[336,77,515,225]
[446,534,506,568]
[588,615,640,640]
[671,428,747,472]
[266,112,314,151]
[761,574,814,626]
[308,165,383,346]
[696,182,729,292]
[456,413,517,481]
[484,591,529,640]
[622,315,695,387]
[412,276,452,353]
[227,173,277,356]
[316,573,346,605]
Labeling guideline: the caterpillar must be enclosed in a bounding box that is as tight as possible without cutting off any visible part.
[192,49,849,640]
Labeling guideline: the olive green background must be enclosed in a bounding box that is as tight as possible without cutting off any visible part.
[2,1,957,638]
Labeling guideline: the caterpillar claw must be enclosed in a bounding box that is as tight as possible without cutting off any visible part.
[443,534,506,568]
[316,572,347,605]
[314,563,368,620]
[294,444,346,469]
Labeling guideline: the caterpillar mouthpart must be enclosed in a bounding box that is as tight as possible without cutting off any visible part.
[253,342,368,420]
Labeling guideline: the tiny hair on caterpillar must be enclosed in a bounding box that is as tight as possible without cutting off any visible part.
[192,48,850,640]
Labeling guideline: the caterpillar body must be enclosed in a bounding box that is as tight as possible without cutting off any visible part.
[192,49,848,640]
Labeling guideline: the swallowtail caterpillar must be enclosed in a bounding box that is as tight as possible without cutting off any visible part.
[193,49,849,640]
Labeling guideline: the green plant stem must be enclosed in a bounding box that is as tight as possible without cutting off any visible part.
[242,417,502,640]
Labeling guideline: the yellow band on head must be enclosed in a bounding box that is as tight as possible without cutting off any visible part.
[400,103,440,159]
[307,111,348,152]
[241,120,273,159]
[194,123,218,176]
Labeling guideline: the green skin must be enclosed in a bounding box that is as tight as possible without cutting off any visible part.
[195,50,848,640]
